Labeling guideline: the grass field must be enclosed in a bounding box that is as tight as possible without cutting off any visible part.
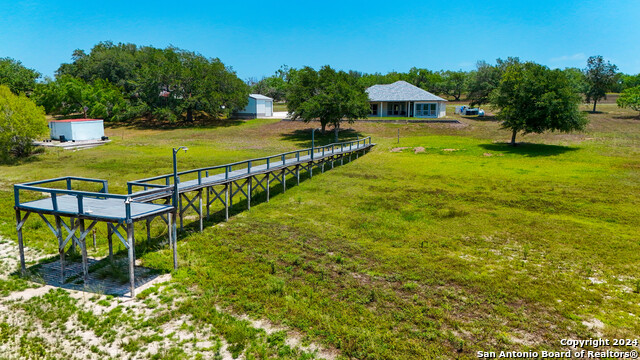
[274,102,288,112]
[0,104,639,359]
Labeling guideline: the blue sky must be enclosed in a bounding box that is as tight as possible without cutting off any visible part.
[1,0,638,80]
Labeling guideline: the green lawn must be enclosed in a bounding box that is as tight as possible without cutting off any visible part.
[274,102,288,112]
[0,105,639,359]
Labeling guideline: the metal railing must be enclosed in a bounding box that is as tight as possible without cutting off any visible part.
[128,136,373,193]
[14,136,374,221]
[14,176,173,222]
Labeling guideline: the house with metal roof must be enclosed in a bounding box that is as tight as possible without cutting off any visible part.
[366,81,447,118]
[235,94,274,119]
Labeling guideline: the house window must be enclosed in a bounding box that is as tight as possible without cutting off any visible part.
[416,103,436,117]
[370,103,378,115]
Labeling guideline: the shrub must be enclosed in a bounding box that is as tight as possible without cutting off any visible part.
[0,85,47,162]
[617,86,640,115]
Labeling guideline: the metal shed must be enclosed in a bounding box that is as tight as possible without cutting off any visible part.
[235,94,273,119]
[49,119,105,141]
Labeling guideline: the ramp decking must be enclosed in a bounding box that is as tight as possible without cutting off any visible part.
[13,137,375,296]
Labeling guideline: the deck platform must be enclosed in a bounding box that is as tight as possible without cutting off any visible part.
[129,139,374,195]
[17,195,173,221]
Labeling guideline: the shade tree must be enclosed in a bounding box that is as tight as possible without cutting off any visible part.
[489,62,587,145]
[583,55,618,112]
[287,66,370,141]
[0,58,41,94]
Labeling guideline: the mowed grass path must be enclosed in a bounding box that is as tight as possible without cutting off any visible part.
[1,105,639,359]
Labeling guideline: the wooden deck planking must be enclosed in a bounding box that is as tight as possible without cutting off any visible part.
[15,142,373,218]
[174,142,372,192]
[13,138,373,296]
[17,195,173,222]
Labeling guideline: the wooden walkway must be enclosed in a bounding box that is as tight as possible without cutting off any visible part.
[129,138,374,229]
[13,137,375,296]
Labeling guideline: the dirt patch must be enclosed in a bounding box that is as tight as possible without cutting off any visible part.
[390,147,408,152]
[582,318,605,336]
[0,279,237,360]
[0,238,46,277]
[1,262,335,360]
[234,308,339,360]
[414,147,425,154]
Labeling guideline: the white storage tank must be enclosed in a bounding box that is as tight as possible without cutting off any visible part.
[49,119,105,142]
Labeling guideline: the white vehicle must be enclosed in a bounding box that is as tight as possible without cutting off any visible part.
[455,105,485,116]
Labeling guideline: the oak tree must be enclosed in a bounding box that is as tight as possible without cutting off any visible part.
[490,62,587,145]
[287,66,370,141]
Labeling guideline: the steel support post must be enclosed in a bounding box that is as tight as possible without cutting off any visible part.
[170,212,177,270]
[282,169,286,192]
[127,222,135,297]
[247,176,252,210]
[15,209,26,276]
[206,186,210,218]
[266,173,270,202]
[179,194,184,230]
[56,215,64,283]
[225,184,229,221]
[198,189,203,232]
[107,223,113,262]
[80,219,88,284]
[171,210,178,261]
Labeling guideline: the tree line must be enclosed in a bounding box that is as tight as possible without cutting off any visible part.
[50,42,249,123]
[252,56,638,113]
[0,42,251,162]
[2,42,640,162]
[2,42,250,124]
[281,59,590,146]
[271,55,638,146]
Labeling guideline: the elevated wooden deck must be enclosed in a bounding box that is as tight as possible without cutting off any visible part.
[128,138,374,197]
[17,195,173,221]
[13,137,375,296]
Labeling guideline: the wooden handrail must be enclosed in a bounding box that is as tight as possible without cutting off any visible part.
[14,136,373,222]
[130,137,373,188]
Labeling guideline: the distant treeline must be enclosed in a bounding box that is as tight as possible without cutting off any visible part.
[1,41,639,124]
[2,41,250,123]
[250,60,640,106]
